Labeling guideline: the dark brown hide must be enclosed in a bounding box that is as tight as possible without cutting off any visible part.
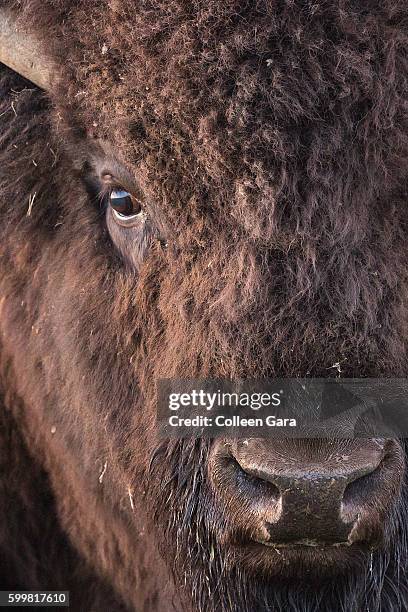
[0,1,408,611]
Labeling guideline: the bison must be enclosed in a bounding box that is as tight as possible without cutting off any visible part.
[1,1,408,610]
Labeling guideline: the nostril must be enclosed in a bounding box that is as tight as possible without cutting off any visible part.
[228,456,281,503]
[342,462,382,513]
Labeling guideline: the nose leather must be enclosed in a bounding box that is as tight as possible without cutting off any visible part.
[263,474,352,543]
[232,438,385,544]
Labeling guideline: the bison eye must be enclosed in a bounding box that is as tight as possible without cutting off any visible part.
[109,189,144,222]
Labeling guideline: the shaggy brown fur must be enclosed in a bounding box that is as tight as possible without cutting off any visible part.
[1,1,408,610]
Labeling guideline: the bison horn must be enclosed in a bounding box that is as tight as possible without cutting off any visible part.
[0,8,53,90]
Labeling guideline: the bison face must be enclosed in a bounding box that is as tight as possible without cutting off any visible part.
[1,1,408,611]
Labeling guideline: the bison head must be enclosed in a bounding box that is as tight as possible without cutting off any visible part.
[1,1,408,611]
